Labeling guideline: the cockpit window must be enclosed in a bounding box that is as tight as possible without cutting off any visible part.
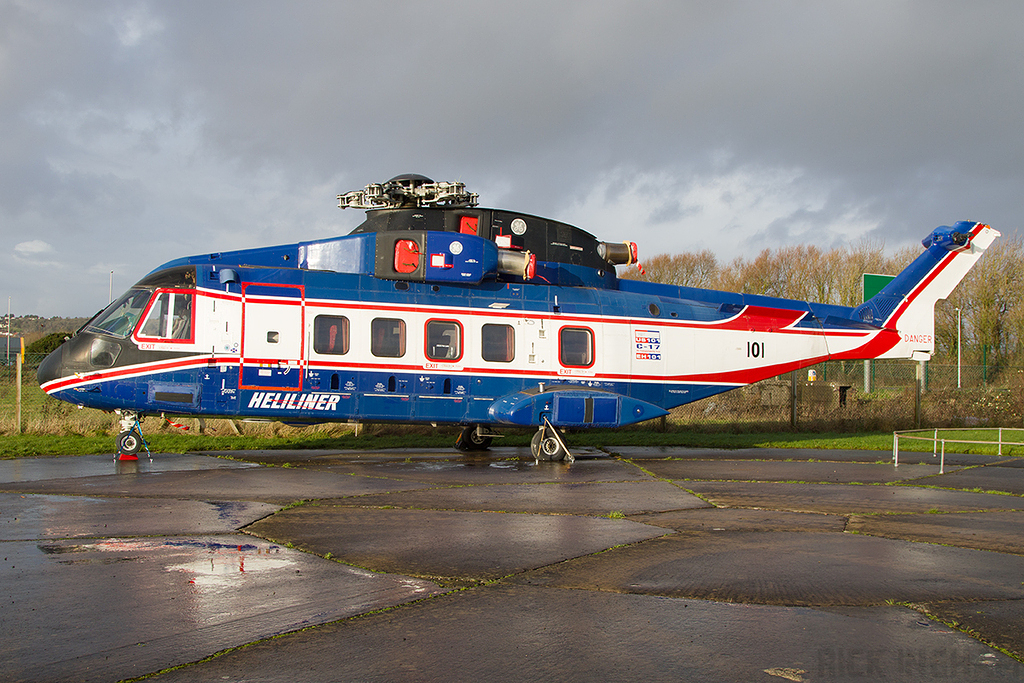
[137,290,195,341]
[85,289,153,338]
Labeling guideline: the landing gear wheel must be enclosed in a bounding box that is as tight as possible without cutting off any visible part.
[540,435,566,461]
[456,426,493,451]
[114,411,147,460]
[117,429,142,455]
[531,428,566,461]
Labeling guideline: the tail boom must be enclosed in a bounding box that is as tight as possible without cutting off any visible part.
[842,222,999,362]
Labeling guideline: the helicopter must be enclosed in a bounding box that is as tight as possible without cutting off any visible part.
[38,174,999,461]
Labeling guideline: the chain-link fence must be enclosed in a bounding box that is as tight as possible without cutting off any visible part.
[669,359,1023,433]
[3,353,1021,436]
[1,353,114,435]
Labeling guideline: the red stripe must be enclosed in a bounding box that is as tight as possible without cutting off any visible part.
[217,283,786,335]
[828,328,901,361]
[43,355,235,393]
[713,306,806,332]
[885,222,984,326]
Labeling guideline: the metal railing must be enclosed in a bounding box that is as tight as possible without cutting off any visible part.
[892,427,1024,474]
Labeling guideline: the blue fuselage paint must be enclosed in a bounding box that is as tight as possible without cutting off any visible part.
[40,250,749,427]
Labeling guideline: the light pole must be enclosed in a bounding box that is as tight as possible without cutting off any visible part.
[109,270,114,304]
[5,296,10,363]
[956,307,962,389]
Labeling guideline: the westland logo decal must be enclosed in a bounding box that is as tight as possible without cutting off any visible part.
[248,392,341,411]
[635,328,661,360]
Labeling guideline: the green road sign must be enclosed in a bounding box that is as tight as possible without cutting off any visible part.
[862,273,896,302]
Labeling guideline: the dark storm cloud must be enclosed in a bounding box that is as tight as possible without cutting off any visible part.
[2,0,1022,316]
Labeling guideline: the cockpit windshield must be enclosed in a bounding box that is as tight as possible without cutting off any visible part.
[84,289,153,338]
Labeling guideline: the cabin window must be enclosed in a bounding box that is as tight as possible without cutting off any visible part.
[86,288,152,338]
[559,327,594,367]
[426,320,462,361]
[89,338,121,368]
[137,291,194,341]
[481,324,515,362]
[313,315,350,355]
[371,318,406,358]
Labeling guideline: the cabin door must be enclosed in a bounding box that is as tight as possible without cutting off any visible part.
[239,283,305,392]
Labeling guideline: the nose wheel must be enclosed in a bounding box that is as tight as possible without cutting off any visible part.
[115,410,150,461]
[117,428,143,456]
[531,420,573,463]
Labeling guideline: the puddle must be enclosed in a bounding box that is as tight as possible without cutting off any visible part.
[167,548,295,587]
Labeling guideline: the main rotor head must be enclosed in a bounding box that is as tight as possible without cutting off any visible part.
[338,174,479,210]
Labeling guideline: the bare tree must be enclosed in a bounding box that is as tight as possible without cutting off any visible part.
[622,250,720,289]
[627,234,1018,378]
[952,235,1024,372]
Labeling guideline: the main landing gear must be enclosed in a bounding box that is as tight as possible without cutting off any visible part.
[454,421,574,463]
[530,420,573,463]
[455,425,495,451]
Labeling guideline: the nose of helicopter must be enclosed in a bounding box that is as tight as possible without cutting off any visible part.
[36,345,66,388]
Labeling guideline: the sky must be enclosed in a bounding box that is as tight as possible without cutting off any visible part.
[3,1,1022,317]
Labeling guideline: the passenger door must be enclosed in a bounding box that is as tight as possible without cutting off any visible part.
[240,283,305,392]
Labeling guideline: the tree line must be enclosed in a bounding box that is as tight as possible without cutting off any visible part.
[623,235,1024,378]
[3,316,89,356]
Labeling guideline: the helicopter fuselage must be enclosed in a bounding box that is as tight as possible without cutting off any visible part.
[36,176,1000,458]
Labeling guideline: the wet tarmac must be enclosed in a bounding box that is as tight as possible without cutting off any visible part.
[2,445,1023,681]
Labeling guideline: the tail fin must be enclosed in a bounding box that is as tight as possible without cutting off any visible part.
[852,221,1000,360]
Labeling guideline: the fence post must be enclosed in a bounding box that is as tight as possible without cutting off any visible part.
[915,361,923,428]
[790,370,797,429]
[16,352,22,434]
[863,359,872,394]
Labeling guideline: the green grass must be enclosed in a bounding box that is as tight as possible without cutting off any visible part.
[0,426,924,458]
[0,431,462,458]
[3,414,1023,459]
